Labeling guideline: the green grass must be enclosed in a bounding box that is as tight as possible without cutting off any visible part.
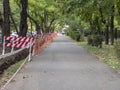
[0,60,25,86]
[79,41,120,73]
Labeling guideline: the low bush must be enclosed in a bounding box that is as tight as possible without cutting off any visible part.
[87,35,103,48]
[68,31,84,41]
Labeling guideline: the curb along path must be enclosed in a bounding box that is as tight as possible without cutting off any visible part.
[5,35,120,90]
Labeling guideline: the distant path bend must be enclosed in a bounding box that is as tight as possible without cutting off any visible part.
[5,35,120,90]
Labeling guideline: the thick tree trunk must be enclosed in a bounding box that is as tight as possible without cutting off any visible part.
[3,0,10,36]
[110,5,114,45]
[19,0,28,36]
[105,24,109,45]
[0,12,3,29]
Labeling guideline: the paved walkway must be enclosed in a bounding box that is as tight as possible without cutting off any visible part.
[5,35,120,90]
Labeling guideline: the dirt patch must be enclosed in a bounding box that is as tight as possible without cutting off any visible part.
[0,46,29,75]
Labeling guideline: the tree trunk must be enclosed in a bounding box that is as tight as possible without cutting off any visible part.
[27,14,41,34]
[89,19,94,34]
[118,9,120,15]
[105,24,109,45]
[99,5,106,24]
[48,18,55,33]
[110,5,114,45]
[114,28,117,40]
[10,13,19,34]
[2,0,10,36]
[35,23,40,34]
[19,0,28,36]
[0,11,3,29]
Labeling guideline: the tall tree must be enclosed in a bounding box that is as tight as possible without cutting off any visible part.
[28,0,58,33]
[19,0,28,36]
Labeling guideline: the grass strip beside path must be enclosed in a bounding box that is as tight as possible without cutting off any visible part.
[79,41,120,73]
[0,60,25,87]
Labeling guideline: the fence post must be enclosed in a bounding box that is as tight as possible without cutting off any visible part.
[28,38,32,61]
[2,36,5,55]
[11,37,14,53]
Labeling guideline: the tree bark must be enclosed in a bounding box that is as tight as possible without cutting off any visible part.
[19,0,28,36]
[105,24,109,45]
[2,0,10,36]
[110,5,114,45]
[114,28,117,40]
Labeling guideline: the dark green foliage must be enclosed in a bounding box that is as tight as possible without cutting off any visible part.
[84,30,90,36]
[71,31,80,41]
[114,39,120,59]
[67,30,84,42]
[66,31,69,36]
[87,35,103,48]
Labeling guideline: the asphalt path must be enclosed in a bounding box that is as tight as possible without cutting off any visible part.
[5,35,120,90]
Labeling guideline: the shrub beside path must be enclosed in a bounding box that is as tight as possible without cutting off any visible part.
[4,35,120,90]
